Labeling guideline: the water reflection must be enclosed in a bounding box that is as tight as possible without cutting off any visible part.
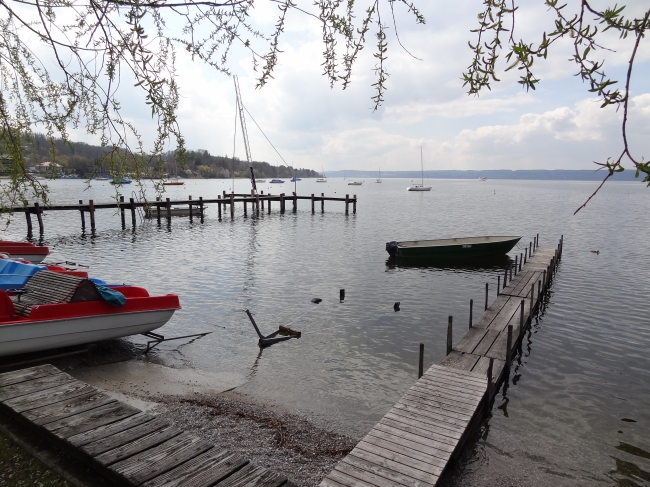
[385,254,512,271]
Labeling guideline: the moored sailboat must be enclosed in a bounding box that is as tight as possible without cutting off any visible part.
[407,147,432,191]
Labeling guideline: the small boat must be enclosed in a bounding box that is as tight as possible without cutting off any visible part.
[110,178,132,185]
[376,167,382,183]
[0,242,49,264]
[94,176,110,181]
[0,271,180,356]
[386,236,522,259]
[316,178,327,182]
[407,147,432,191]
[162,179,185,186]
[145,206,204,218]
[348,181,363,186]
[479,176,487,181]
[270,179,285,184]
[256,179,267,183]
[290,177,302,182]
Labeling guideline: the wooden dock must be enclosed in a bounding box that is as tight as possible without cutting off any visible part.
[12,190,358,235]
[0,364,295,486]
[321,236,563,487]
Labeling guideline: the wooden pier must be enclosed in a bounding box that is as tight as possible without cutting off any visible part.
[321,236,563,487]
[11,190,358,234]
[0,364,295,486]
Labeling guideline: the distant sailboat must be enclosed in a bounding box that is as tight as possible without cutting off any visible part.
[317,166,327,182]
[375,167,382,183]
[407,147,432,191]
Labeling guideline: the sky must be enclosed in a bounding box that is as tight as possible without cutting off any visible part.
[60,0,650,173]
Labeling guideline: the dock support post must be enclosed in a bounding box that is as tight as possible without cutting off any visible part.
[199,197,204,223]
[353,195,357,214]
[418,343,424,379]
[340,289,345,302]
[520,299,525,341]
[345,194,349,215]
[524,248,528,264]
[469,300,473,329]
[129,198,136,227]
[514,256,518,275]
[321,193,324,213]
[87,200,95,232]
[292,192,297,213]
[506,325,513,368]
[34,202,44,234]
[217,196,222,220]
[243,199,247,217]
[529,241,532,256]
[446,316,453,355]
[537,233,540,247]
[189,196,193,223]
[485,283,488,311]
[268,195,272,214]
[256,194,260,216]
[530,283,535,315]
[25,210,33,235]
[487,358,494,403]
[230,194,234,220]
[311,194,315,214]
[497,276,500,296]
[119,197,125,228]
[155,198,161,225]
[261,191,265,211]
[519,253,523,272]
[79,200,86,231]
[166,198,171,224]
[503,266,508,287]
[280,193,285,214]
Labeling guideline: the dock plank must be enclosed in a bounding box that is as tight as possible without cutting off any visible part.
[0,364,60,387]
[86,417,174,458]
[342,454,436,487]
[110,432,213,485]
[45,401,140,439]
[23,391,115,425]
[142,450,247,487]
[4,381,95,413]
[213,463,280,487]
[67,412,155,447]
[348,447,441,485]
[360,435,450,467]
[439,351,480,372]
[0,373,74,401]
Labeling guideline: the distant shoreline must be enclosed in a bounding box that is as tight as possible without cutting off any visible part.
[325,169,638,181]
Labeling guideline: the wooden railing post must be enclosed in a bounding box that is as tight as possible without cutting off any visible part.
[261,191,265,211]
[217,195,222,220]
[321,193,324,213]
[345,194,349,215]
[87,200,95,232]
[188,195,193,223]
[129,197,136,227]
[446,316,453,355]
[485,283,489,311]
[469,299,473,329]
[199,197,204,223]
[292,192,297,213]
[311,194,315,214]
[79,200,86,231]
[280,193,285,214]
[166,197,171,223]
[353,195,357,214]
[418,343,424,379]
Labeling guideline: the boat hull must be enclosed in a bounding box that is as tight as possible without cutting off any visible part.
[407,186,432,191]
[386,236,521,258]
[0,309,176,356]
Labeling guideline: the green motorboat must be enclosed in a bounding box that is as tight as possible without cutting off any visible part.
[386,236,521,259]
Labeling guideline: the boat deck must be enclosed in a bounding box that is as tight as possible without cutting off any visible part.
[320,242,562,487]
[0,364,295,486]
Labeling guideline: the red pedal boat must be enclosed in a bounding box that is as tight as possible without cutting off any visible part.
[0,240,49,263]
[0,272,180,357]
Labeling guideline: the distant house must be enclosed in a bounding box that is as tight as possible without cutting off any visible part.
[36,161,61,173]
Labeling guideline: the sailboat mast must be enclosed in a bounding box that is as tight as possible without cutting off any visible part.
[421,146,424,185]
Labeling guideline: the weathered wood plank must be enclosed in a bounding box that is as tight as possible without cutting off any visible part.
[471,356,505,382]
[391,402,468,431]
[470,329,501,357]
[4,381,95,413]
[213,463,275,487]
[396,396,473,423]
[409,383,479,407]
[86,417,174,458]
[0,364,60,387]
[470,295,511,329]
[324,469,382,487]
[45,401,140,439]
[23,391,115,426]
[341,454,435,487]
[451,327,489,355]
[110,432,213,485]
[372,423,462,456]
[401,391,477,416]
[377,418,458,453]
[420,365,486,387]
[0,373,74,401]
[440,351,480,372]
[142,450,247,487]
[95,423,183,466]
[349,446,440,484]
[67,412,155,447]
[415,375,486,397]
[360,434,449,468]
[385,410,465,438]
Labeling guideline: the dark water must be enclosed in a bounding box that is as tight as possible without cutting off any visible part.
[5,178,649,486]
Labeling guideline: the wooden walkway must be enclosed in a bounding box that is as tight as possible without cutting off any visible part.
[0,364,294,487]
[321,238,563,487]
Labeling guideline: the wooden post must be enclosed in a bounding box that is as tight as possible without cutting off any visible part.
[87,200,95,232]
[520,299,525,340]
[446,316,453,356]
[311,194,315,214]
[129,198,136,227]
[230,194,234,220]
[514,256,518,275]
[530,283,535,314]
[243,199,247,217]
[119,196,125,228]
[487,357,494,402]
[217,196,222,220]
[292,192,297,213]
[256,194,260,216]
[485,283,488,311]
[418,343,424,379]
[261,191,265,211]
[189,195,193,223]
[519,253,523,271]
[345,194,349,215]
[166,198,171,223]
[156,200,161,225]
[268,195,272,214]
[524,247,528,264]
[469,299,473,329]
[199,197,204,223]
[497,276,500,296]
[280,193,285,214]
[321,193,325,213]
[25,209,33,234]
[529,241,532,256]
[79,200,86,231]
[537,233,539,247]
[353,195,357,214]
[506,325,513,367]
[33,202,44,234]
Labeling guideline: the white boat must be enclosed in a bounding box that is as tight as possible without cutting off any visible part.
[376,167,382,183]
[348,181,363,186]
[256,179,266,183]
[316,178,327,182]
[479,176,487,181]
[407,147,432,191]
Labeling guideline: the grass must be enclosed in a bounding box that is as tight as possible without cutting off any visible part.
[0,432,70,487]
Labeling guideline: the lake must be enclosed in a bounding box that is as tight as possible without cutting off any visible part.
[4,177,649,486]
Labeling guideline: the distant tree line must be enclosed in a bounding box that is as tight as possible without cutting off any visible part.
[27,134,319,179]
